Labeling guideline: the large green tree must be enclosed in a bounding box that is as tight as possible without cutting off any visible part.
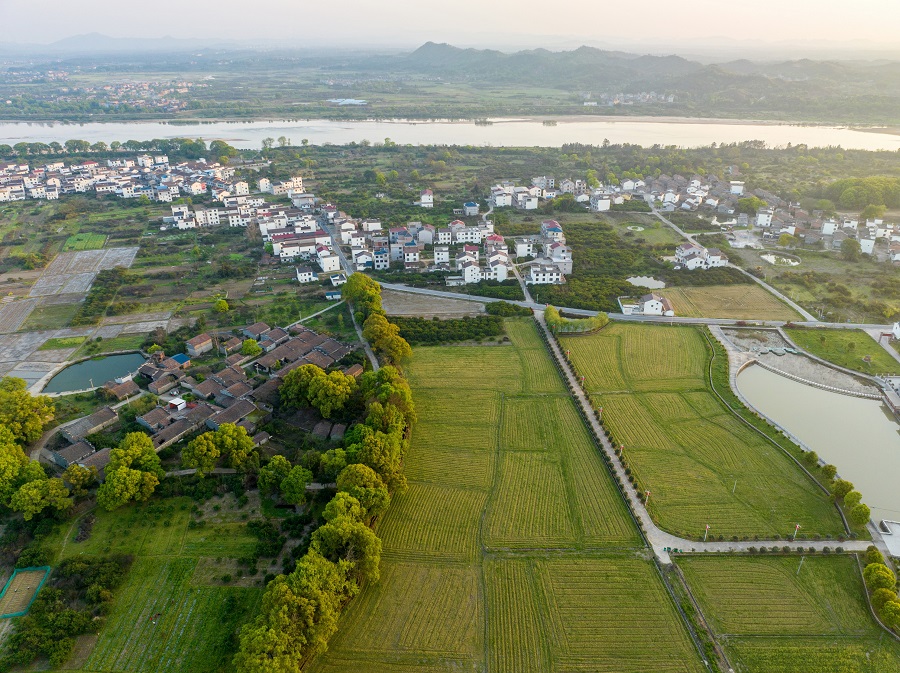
[10,477,72,520]
[281,466,314,506]
[0,377,55,445]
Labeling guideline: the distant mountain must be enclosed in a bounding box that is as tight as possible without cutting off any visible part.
[394,42,705,88]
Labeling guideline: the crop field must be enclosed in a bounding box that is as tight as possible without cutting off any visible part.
[311,319,701,673]
[563,323,844,538]
[663,285,800,321]
[39,497,265,672]
[679,556,900,673]
[485,557,704,673]
[38,335,87,350]
[0,298,40,333]
[63,233,107,251]
[786,327,900,376]
[84,558,261,673]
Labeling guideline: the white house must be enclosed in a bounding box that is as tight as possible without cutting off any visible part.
[590,194,611,212]
[295,266,316,284]
[639,293,675,316]
[419,189,434,208]
[373,248,390,270]
[756,209,774,228]
[821,219,838,236]
[540,220,565,242]
[463,202,479,216]
[515,238,535,258]
[353,249,374,270]
[730,181,745,195]
[525,263,563,284]
[860,238,876,255]
[433,246,450,264]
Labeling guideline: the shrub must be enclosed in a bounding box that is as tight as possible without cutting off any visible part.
[866,546,886,567]
[864,563,896,591]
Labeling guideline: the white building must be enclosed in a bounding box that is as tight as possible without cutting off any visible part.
[756,209,774,228]
[730,181,745,195]
[296,266,316,284]
[419,189,434,208]
[525,263,563,284]
[639,293,675,316]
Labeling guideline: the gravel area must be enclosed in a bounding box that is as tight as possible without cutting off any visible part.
[722,328,789,350]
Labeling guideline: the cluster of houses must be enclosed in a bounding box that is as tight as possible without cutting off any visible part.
[512,220,573,285]
[0,156,294,204]
[47,321,358,475]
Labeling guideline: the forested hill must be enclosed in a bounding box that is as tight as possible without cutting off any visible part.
[394,42,703,87]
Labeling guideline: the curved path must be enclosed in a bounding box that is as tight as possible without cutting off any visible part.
[534,310,873,563]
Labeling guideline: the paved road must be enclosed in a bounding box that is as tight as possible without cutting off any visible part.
[320,218,380,371]
[535,310,873,563]
[377,281,893,331]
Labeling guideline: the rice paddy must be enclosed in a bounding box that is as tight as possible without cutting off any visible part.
[563,322,845,539]
[310,318,703,673]
[679,555,900,673]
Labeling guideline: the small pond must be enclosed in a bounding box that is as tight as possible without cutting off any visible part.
[42,353,146,394]
[627,276,666,289]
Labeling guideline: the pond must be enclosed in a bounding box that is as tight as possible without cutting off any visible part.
[627,276,666,289]
[737,364,900,524]
[42,353,146,394]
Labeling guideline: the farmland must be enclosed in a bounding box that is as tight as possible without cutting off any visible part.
[663,285,800,321]
[63,233,107,251]
[41,495,263,673]
[311,318,705,673]
[679,555,900,673]
[562,322,845,538]
[786,327,900,376]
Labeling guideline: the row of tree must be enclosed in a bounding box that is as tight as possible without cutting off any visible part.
[234,364,416,672]
[234,278,415,672]
[0,138,238,164]
[862,547,900,630]
[342,274,412,364]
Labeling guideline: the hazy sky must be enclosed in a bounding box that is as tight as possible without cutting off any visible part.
[1,0,898,51]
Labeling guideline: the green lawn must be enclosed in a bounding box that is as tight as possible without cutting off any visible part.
[310,319,704,673]
[786,328,900,376]
[562,322,845,539]
[679,555,900,673]
[74,334,147,358]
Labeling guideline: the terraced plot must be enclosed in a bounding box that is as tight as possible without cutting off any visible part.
[311,319,697,673]
[679,556,900,673]
[564,323,844,539]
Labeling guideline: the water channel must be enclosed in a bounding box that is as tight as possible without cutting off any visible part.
[42,352,146,395]
[2,117,899,150]
[737,364,900,524]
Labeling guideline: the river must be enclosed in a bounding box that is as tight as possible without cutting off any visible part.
[42,352,146,395]
[1,117,899,150]
[737,364,900,524]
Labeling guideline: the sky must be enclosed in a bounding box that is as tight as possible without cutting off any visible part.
[1,0,898,55]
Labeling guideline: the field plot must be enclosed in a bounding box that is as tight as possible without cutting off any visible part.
[787,327,900,376]
[679,555,900,673]
[312,319,660,672]
[64,233,107,251]
[29,247,139,298]
[0,568,49,617]
[565,323,844,538]
[85,558,261,673]
[0,297,40,333]
[664,285,800,321]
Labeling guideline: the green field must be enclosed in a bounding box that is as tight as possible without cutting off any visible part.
[37,335,87,350]
[786,328,900,376]
[43,497,263,673]
[562,322,844,539]
[64,233,107,251]
[679,555,900,673]
[311,318,704,673]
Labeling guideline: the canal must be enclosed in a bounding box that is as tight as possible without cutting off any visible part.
[737,364,900,524]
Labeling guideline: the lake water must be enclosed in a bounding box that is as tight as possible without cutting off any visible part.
[43,352,146,394]
[1,118,899,150]
[627,276,666,289]
[737,364,900,523]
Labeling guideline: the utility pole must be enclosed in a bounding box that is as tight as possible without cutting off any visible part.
[703,524,710,542]
[797,556,805,575]
[792,523,801,541]
[732,479,737,495]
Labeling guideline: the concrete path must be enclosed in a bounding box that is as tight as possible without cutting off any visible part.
[535,311,873,563]
[285,301,345,329]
